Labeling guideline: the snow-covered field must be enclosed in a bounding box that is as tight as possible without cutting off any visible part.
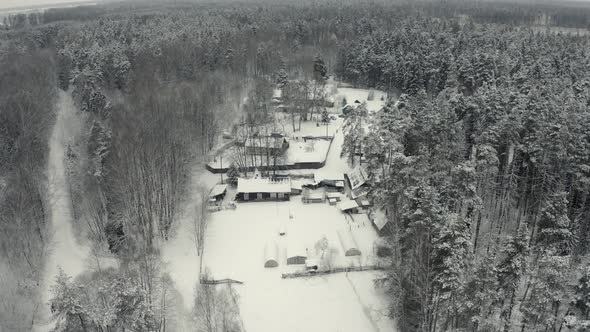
[201,200,395,332]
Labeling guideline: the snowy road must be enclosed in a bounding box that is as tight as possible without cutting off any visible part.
[33,91,92,331]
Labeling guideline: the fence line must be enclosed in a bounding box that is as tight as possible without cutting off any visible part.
[281,265,385,279]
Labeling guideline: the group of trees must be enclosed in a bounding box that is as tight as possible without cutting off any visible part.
[0,51,57,330]
[344,11,590,332]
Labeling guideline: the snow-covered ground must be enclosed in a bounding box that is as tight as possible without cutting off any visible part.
[160,163,219,310]
[285,139,331,164]
[201,200,395,332]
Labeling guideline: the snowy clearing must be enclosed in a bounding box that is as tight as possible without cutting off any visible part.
[201,200,395,332]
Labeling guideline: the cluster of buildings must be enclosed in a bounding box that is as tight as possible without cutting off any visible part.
[208,165,391,236]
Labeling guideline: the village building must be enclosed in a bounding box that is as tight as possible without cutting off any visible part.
[314,171,345,191]
[370,207,392,236]
[337,199,360,214]
[346,166,370,199]
[302,188,325,203]
[208,184,228,204]
[286,241,307,265]
[236,178,291,201]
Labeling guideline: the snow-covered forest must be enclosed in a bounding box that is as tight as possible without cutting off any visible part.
[1,0,590,331]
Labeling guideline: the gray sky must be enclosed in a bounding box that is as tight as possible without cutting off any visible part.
[0,0,99,11]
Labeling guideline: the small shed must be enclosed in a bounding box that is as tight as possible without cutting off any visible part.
[337,229,361,256]
[209,184,228,202]
[326,192,342,202]
[338,200,359,213]
[371,208,391,236]
[287,242,307,265]
[314,171,345,188]
[302,189,325,203]
[264,242,279,268]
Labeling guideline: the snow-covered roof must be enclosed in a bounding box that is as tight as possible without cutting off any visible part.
[338,200,359,211]
[307,193,324,200]
[209,184,228,198]
[237,178,291,194]
[351,187,369,200]
[314,170,345,183]
[347,166,368,190]
[326,192,341,199]
[372,209,388,231]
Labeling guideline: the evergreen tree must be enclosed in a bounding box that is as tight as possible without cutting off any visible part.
[495,225,530,332]
[226,164,239,186]
[313,54,328,84]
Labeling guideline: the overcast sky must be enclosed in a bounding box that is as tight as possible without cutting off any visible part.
[0,0,99,11]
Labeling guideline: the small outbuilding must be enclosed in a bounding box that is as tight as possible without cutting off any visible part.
[264,242,279,268]
[338,200,359,213]
[337,229,361,256]
[302,189,325,203]
[326,192,342,202]
[287,242,307,265]
[209,184,228,202]
[370,208,391,236]
[347,166,368,190]
[314,171,345,189]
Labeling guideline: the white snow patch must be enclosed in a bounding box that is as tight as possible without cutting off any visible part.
[201,200,396,332]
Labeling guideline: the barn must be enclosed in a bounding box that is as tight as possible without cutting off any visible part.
[236,178,291,201]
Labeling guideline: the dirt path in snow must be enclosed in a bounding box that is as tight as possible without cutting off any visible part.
[33,90,92,331]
